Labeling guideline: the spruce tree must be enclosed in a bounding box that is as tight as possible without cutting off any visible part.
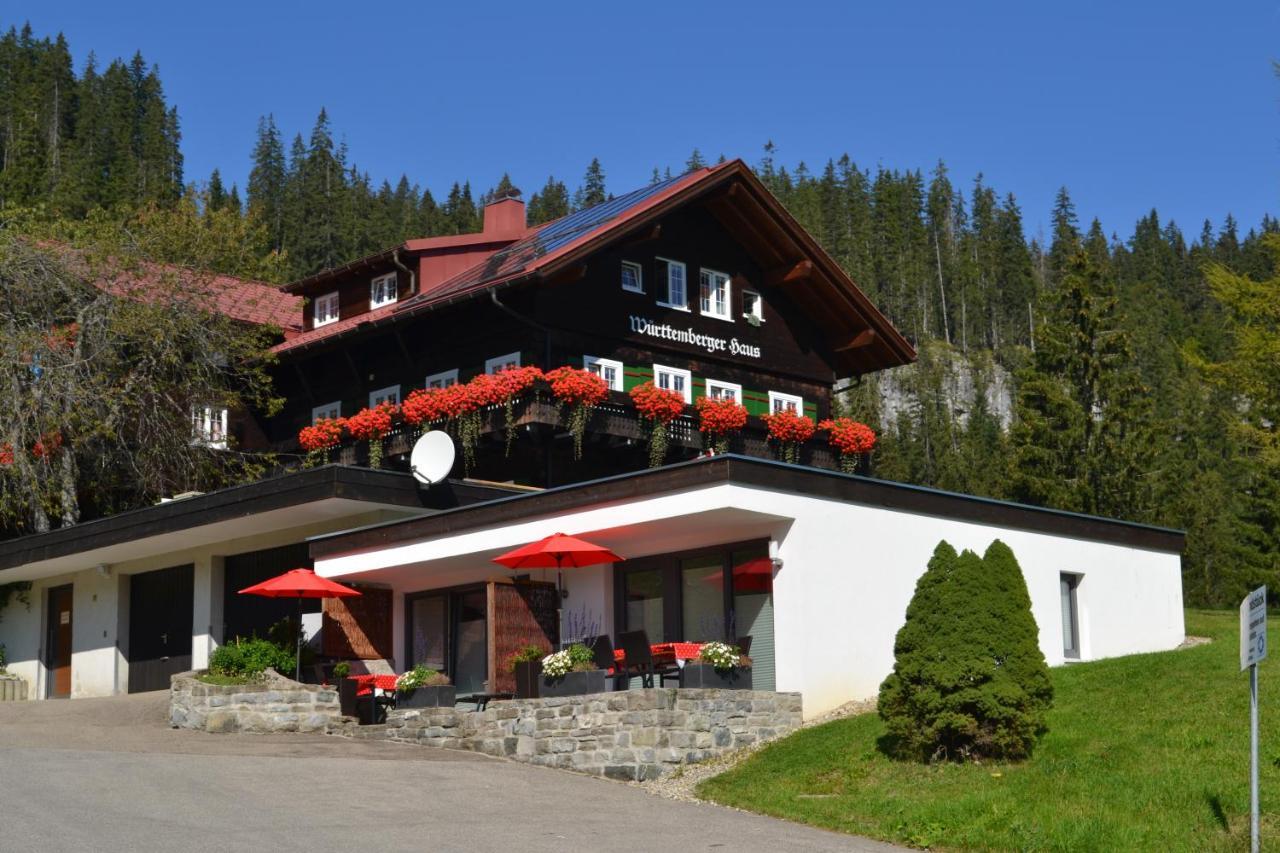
[247,115,287,252]
[573,158,606,210]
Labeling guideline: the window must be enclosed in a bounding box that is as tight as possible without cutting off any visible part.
[653,364,692,404]
[485,352,521,374]
[425,369,459,389]
[584,356,624,392]
[313,291,339,327]
[369,385,400,407]
[699,268,732,321]
[1061,573,1081,659]
[768,391,803,414]
[312,401,341,422]
[705,379,742,403]
[191,406,228,449]
[370,272,398,308]
[743,290,764,322]
[656,258,687,310]
[621,260,644,293]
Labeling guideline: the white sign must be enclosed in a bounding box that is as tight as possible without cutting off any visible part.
[628,315,762,359]
[1240,585,1267,671]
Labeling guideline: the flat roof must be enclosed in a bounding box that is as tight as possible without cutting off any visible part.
[309,454,1186,558]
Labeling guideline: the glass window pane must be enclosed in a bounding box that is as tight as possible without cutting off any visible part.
[1061,576,1077,655]
[625,569,664,642]
[682,555,725,642]
[731,545,774,691]
[410,595,447,671]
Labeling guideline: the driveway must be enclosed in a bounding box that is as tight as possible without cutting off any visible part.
[0,692,903,853]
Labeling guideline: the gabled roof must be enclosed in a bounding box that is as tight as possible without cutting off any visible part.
[271,160,916,375]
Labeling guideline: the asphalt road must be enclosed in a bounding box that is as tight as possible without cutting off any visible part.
[0,692,903,853]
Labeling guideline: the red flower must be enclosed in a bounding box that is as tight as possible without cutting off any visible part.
[696,396,748,436]
[629,381,686,424]
[346,402,397,441]
[546,366,609,408]
[299,417,346,452]
[818,418,877,456]
[491,365,544,401]
[0,443,13,466]
[762,409,816,444]
[401,388,452,426]
[32,432,63,459]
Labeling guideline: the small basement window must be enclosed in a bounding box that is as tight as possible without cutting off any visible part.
[486,352,521,374]
[370,272,398,308]
[621,261,644,293]
[312,401,341,422]
[584,356,624,392]
[705,379,742,403]
[700,269,732,321]
[425,369,459,389]
[1061,573,1082,659]
[369,385,400,407]
[653,364,692,404]
[768,391,803,414]
[313,291,340,327]
[656,258,687,310]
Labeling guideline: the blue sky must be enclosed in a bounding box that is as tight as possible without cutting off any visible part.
[15,1,1280,242]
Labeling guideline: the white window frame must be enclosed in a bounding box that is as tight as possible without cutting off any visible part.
[425,369,459,389]
[699,268,732,322]
[768,391,804,415]
[653,364,692,404]
[191,406,229,450]
[583,356,624,392]
[704,379,742,403]
[313,291,340,327]
[742,289,764,322]
[370,272,398,308]
[368,385,400,407]
[312,401,341,423]
[621,260,644,294]
[485,352,521,374]
[656,257,688,311]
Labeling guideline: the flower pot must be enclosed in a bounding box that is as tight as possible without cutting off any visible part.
[396,685,456,709]
[337,678,359,717]
[680,663,752,690]
[539,668,607,698]
[514,660,542,699]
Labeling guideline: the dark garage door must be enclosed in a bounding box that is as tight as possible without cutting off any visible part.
[128,564,194,693]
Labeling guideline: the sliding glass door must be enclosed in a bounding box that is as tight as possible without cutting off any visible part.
[405,586,489,696]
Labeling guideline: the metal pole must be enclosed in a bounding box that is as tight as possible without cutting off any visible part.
[1251,662,1259,853]
[295,597,303,683]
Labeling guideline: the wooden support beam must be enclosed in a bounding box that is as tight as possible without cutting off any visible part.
[835,329,877,352]
[547,264,588,286]
[765,259,814,287]
[705,195,786,267]
[620,223,662,248]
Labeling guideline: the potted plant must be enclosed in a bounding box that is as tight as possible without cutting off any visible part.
[509,643,549,699]
[681,641,753,690]
[332,662,358,717]
[539,643,607,698]
[395,664,455,708]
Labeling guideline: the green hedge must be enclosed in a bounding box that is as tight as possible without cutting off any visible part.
[208,638,295,680]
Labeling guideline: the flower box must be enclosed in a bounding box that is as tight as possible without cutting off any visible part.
[680,663,752,690]
[514,660,542,699]
[396,685,456,709]
[539,668,607,698]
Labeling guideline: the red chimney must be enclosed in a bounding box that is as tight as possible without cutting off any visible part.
[483,188,526,236]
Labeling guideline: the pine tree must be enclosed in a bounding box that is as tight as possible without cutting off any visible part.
[527,175,569,225]
[685,148,706,171]
[573,158,606,210]
[247,114,287,253]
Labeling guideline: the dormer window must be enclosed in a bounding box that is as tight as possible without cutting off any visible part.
[370,273,397,308]
[656,258,687,310]
[314,291,340,327]
[621,261,643,293]
[700,269,731,321]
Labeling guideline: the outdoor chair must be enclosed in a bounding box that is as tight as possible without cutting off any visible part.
[735,635,753,657]
[583,634,622,690]
[616,630,681,688]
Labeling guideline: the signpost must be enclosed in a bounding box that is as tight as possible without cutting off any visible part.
[1240,585,1267,853]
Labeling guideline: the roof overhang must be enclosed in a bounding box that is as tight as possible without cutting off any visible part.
[0,466,435,583]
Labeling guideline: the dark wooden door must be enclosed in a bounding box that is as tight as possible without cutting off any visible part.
[46,585,73,698]
[128,565,194,693]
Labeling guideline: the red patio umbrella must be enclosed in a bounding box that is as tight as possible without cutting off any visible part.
[238,568,361,681]
[701,557,774,594]
[492,533,624,601]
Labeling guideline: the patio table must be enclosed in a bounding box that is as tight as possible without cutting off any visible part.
[613,642,704,668]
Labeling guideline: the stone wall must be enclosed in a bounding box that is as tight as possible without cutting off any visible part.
[350,688,802,781]
[169,669,340,733]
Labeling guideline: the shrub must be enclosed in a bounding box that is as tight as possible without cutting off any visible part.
[507,642,551,672]
[542,643,597,678]
[0,643,6,672]
[878,539,1053,762]
[208,638,294,680]
[698,641,741,670]
[396,664,450,692]
[331,661,350,680]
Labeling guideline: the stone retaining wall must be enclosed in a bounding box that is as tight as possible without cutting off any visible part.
[169,669,341,733]
[350,688,802,780]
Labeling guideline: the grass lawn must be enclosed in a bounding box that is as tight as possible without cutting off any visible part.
[699,610,1278,851]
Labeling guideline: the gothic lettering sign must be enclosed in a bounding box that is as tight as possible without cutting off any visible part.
[628,315,762,359]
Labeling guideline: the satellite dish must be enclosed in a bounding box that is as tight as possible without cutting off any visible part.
[409,431,455,485]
